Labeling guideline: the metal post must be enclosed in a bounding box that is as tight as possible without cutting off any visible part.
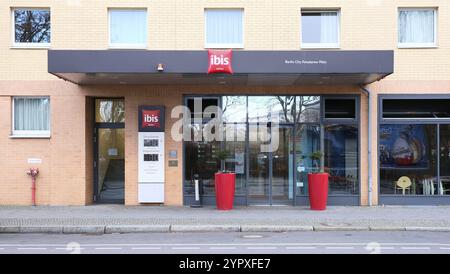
[190,174,202,208]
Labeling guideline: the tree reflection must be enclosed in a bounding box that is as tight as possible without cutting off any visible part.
[275,96,320,123]
[15,10,51,43]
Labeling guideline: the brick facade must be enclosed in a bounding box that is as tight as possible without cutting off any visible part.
[1,1,450,206]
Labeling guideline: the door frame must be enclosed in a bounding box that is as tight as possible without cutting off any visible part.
[93,98,125,204]
[248,124,295,206]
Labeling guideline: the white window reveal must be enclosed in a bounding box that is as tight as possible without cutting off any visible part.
[205,9,244,49]
[398,8,437,48]
[12,8,51,48]
[301,11,340,49]
[109,9,147,49]
[12,97,50,138]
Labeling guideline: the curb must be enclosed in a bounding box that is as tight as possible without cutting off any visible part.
[369,226,406,231]
[2,225,450,234]
[405,227,450,232]
[62,225,105,234]
[241,225,313,232]
[20,226,64,233]
[105,225,170,233]
[313,226,369,231]
[170,225,240,232]
[0,226,20,233]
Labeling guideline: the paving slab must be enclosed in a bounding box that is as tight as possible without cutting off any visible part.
[1,205,450,233]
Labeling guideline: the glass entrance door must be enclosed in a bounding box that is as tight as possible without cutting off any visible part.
[248,126,293,205]
[94,99,125,204]
[96,128,125,203]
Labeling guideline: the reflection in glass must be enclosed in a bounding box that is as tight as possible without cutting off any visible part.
[324,124,359,195]
[222,96,247,123]
[184,125,220,196]
[248,125,270,204]
[379,124,437,195]
[223,124,247,195]
[439,125,450,195]
[248,96,320,123]
[14,9,51,43]
[271,127,294,204]
[296,96,320,123]
[95,99,125,123]
[295,124,321,195]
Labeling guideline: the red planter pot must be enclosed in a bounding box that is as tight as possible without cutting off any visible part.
[215,172,236,210]
[307,173,329,210]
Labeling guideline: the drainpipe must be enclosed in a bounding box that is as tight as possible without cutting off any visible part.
[360,85,373,207]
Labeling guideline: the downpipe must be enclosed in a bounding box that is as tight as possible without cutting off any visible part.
[360,86,373,207]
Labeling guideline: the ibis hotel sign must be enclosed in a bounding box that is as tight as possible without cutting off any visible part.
[207,49,233,74]
[138,106,165,203]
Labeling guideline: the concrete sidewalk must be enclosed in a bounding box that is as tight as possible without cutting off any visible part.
[1,205,450,234]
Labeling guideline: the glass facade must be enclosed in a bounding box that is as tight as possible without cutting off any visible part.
[184,95,360,205]
[380,98,450,198]
[324,124,359,195]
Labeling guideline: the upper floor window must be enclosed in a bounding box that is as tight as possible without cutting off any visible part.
[205,9,243,48]
[109,9,147,49]
[12,97,50,137]
[398,8,437,48]
[12,8,51,48]
[301,10,340,49]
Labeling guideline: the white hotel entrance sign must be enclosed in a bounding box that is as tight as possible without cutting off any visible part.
[138,106,165,203]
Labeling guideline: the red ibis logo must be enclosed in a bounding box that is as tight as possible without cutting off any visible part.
[142,110,161,129]
[207,49,233,74]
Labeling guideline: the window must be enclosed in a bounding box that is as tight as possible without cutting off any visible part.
[324,98,356,119]
[95,99,125,123]
[205,9,243,48]
[398,8,437,48]
[12,8,51,47]
[324,124,359,195]
[379,97,450,197]
[379,124,437,195]
[12,97,50,137]
[109,9,147,49]
[301,10,340,48]
[382,99,450,119]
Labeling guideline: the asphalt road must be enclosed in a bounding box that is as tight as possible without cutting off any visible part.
[1,231,450,254]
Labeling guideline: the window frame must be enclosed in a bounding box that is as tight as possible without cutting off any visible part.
[204,8,244,49]
[322,96,358,123]
[301,10,341,49]
[11,7,51,49]
[11,96,51,138]
[108,8,148,49]
[380,96,450,123]
[397,7,438,49]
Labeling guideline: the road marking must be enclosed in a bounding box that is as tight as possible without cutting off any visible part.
[378,247,395,250]
[286,246,316,250]
[95,247,122,250]
[401,247,431,250]
[326,247,355,250]
[247,247,277,250]
[55,247,85,250]
[440,247,450,250]
[242,235,263,238]
[17,247,47,250]
[132,247,162,250]
[172,247,201,250]
[209,247,237,250]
